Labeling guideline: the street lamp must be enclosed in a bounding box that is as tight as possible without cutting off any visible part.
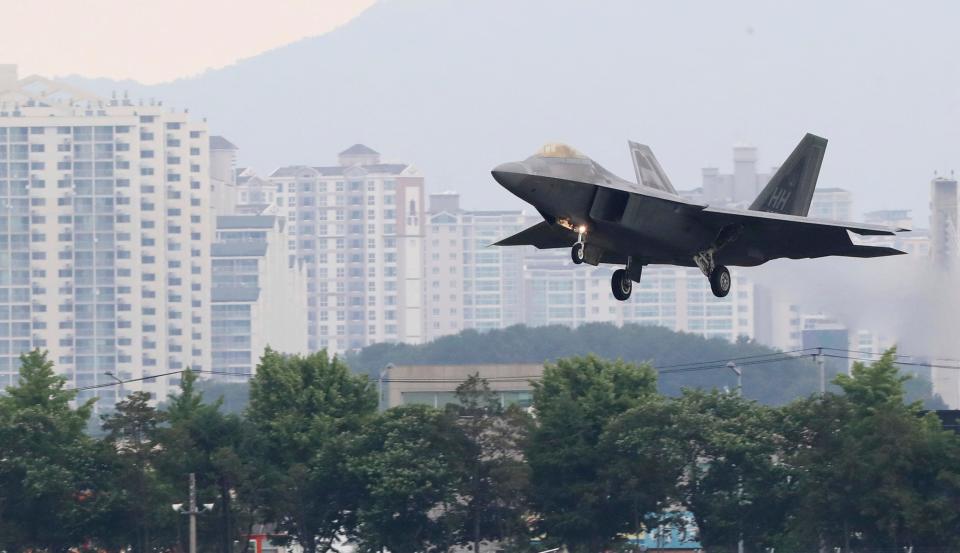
[726,361,742,397]
[378,363,394,411]
[104,371,125,400]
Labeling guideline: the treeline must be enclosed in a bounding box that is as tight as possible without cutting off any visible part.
[346,323,944,407]
[2,347,960,553]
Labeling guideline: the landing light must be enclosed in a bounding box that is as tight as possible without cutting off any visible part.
[578,225,587,234]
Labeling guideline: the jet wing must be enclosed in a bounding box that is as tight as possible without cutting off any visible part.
[492,221,577,249]
[698,205,907,263]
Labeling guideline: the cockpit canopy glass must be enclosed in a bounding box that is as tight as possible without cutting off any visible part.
[536,143,587,159]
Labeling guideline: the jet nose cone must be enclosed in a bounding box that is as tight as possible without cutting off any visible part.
[491,162,529,194]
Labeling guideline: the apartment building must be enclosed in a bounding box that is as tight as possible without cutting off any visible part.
[211,215,307,380]
[268,144,425,352]
[523,249,758,342]
[0,66,211,405]
[809,187,853,221]
[424,192,527,340]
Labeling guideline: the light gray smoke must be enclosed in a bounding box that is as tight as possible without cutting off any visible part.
[751,254,959,360]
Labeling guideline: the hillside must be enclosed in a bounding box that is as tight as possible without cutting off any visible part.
[344,323,940,406]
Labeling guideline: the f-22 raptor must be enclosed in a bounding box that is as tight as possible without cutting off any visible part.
[491,135,906,300]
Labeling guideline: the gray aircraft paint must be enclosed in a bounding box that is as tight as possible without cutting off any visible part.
[492,135,905,279]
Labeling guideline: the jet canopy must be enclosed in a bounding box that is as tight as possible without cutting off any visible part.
[536,143,588,159]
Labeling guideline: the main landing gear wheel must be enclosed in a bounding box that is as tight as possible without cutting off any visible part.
[611,268,632,301]
[709,265,731,298]
[571,242,585,264]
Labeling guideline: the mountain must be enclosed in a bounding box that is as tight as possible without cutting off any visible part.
[65,0,960,217]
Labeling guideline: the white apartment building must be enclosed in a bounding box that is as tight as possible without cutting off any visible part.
[699,144,774,206]
[0,66,211,405]
[211,215,307,380]
[809,187,853,221]
[424,192,527,340]
[523,249,758,342]
[268,145,424,352]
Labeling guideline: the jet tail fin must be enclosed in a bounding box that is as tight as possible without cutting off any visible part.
[749,133,827,216]
[629,141,677,195]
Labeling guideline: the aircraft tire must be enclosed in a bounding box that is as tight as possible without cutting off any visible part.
[709,265,731,298]
[611,268,632,301]
[571,242,585,264]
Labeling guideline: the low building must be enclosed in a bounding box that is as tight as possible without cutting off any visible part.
[384,363,543,409]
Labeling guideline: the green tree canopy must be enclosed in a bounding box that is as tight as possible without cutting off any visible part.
[445,374,532,553]
[526,355,658,553]
[353,405,466,553]
[246,348,377,553]
[0,350,97,553]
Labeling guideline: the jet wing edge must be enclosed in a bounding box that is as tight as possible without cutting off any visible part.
[703,205,902,236]
[491,221,577,249]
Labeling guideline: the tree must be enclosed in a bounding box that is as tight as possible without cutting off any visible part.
[0,350,97,553]
[671,389,790,553]
[445,374,532,553]
[159,368,257,553]
[246,348,377,553]
[95,392,173,553]
[778,350,960,552]
[353,405,465,553]
[598,395,686,543]
[525,355,658,552]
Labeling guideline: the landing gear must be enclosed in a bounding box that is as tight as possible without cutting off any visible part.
[571,242,585,264]
[611,268,632,301]
[571,226,587,264]
[611,257,642,301]
[709,265,731,298]
[693,247,732,298]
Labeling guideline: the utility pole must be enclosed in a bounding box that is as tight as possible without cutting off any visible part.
[815,347,826,394]
[189,473,197,553]
[172,473,214,553]
[727,361,743,553]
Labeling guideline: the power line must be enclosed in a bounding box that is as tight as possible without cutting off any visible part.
[66,368,252,393]
[56,346,960,395]
[654,348,816,370]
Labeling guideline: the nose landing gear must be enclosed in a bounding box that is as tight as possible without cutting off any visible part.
[571,242,585,264]
[571,225,587,264]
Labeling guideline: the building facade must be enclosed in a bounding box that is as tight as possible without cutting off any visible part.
[809,187,853,221]
[423,192,527,341]
[522,249,758,342]
[929,176,958,272]
[699,144,773,206]
[268,145,425,352]
[0,67,211,405]
[384,363,542,409]
[211,215,308,380]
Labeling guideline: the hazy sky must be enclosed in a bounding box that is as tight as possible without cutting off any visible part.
[2,0,374,83]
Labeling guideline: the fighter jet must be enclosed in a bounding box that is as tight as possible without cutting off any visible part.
[491,134,906,300]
